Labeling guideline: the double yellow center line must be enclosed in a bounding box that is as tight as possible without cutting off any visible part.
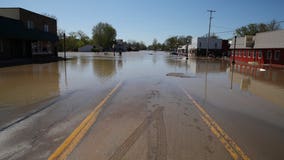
[48,81,250,160]
[48,81,122,160]
[182,88,250,160]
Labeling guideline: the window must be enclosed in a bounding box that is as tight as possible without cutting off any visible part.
[248,50,251,57]
[215,43,217,48]
[274,50,280,61]
[199,42,202,48]
[258,51,262,58]
[266,50,272,60]
[243,51,246,57]
[27,20,34,29]
[44,24,49,32]
[253,51,256,58]
[0,40,3,53]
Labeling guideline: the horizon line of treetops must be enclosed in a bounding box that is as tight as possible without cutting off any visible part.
[57,20,281,52]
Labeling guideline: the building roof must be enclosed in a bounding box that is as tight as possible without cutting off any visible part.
[0,7,57,21]
[254,30,284,49]
[230,36,254,49]
[0,16,58,42]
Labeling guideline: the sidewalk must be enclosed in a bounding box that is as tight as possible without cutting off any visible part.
[0,56,64,68]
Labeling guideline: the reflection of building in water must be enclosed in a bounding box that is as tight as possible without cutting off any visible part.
[93,59,117,81]
[240,77,251,91]
[0,64,60,107]
[165,57,229,74]
[189,59,229,74]
[229,64,284,107]
[117,58,123,69]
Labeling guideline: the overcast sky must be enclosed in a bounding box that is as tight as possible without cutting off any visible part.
[1,0,284,45]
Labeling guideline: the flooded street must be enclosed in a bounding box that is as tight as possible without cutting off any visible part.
[0,51,284,160]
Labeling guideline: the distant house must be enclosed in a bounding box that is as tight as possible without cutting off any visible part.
[115,39,127,52]
[230,30,284,67]
[188,37,228,57]
[0,8,58,60]
[78,45,93,52]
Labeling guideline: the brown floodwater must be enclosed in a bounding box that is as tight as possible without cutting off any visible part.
[0,51,283,114]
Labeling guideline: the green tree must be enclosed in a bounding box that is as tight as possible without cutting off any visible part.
[152,38,158,51]
[164,36,178,51]
[177,36,192,45]
[57,29,65,51]
[126,40,147,51]
[77,30,91,46]
[92,22,117,51]
[235,20,281,36]
[66,32,79,51]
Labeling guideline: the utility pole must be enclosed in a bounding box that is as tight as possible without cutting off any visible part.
[63,33,66,61]
[206,10,216,57]
[230,36,237,89]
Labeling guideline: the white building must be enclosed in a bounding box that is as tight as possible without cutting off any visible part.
[189,37,223,56]
[190,37,222,49]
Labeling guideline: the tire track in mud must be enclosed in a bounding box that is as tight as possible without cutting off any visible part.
[108,106,167,160]
[156,107,167,160]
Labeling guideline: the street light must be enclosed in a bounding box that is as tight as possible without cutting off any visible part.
[186,39,189,59]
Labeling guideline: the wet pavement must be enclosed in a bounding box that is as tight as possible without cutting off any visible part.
[0,51,284,160]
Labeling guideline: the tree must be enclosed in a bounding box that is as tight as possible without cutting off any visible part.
[77,30,90,46]
[92,22,117,51]
[57,29,92,52]
[163,35,192,51]
[164,36,178,51]
[177,36,192,45]
[267,19,280,31]
[126,40,147,51]
[152,38,158,51]
[235,20,281,36]
[57,29,65,51]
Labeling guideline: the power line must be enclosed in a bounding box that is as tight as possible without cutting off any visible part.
[214,30,235,34]
[212,25,234,30]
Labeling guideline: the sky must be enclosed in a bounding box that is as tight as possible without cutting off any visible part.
[1,0,284,45]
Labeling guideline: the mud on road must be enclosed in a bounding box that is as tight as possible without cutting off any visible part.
[67,78,232,160]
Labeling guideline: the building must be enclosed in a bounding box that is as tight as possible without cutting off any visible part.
[78,45,93,52]
[115,39,127,52]
[188,37,229,57]
[0,8,58,60]
[230,30,284,67]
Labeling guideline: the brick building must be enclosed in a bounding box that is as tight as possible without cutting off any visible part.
[230,30,284,67]
[0,8,58,60]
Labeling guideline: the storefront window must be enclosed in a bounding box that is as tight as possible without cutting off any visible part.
[274,50,280,61]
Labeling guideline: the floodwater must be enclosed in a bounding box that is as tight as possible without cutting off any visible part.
[1,51,284,159]
[1,51,283,109]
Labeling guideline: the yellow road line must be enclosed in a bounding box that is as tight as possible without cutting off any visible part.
[182,88,250,160]
[48,81,122,160]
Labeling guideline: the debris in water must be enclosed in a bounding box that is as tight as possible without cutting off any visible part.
[166,73,194,78]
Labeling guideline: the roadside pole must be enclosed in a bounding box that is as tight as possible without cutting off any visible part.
[64,33,66,61]
[230,36,237,89]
